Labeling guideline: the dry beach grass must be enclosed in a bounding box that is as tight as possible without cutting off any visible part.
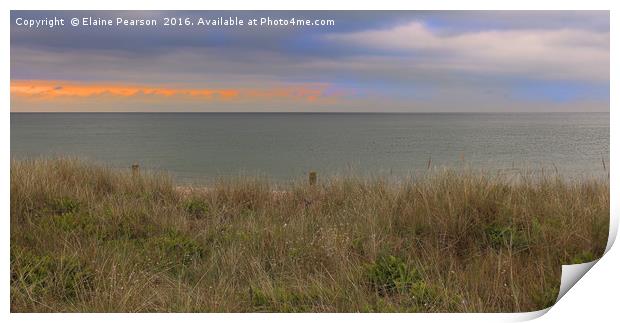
[10,158,609,312]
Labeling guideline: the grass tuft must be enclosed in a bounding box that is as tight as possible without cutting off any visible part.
[10,158,609,312]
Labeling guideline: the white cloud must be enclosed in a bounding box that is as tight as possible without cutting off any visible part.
[325,21,609,82]
[10,18,610,112]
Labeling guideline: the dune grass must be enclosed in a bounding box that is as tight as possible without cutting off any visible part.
[10,158,609,312]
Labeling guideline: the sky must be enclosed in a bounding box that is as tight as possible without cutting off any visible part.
[10,11,610,112]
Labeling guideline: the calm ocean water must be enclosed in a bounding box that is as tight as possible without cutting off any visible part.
[10,113,609,183]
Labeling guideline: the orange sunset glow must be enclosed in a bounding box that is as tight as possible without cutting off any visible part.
[10,80,340,103]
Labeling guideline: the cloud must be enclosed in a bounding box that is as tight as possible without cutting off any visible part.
[10,11,610,112]
[11,47,316,84]
[324,21,609,82]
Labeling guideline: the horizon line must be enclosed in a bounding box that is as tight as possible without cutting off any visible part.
[9,111,610,114]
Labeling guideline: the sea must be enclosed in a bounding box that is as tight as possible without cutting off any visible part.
[10,113,610,184]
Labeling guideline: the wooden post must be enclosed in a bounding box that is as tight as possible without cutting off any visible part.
[131,163,140,176]
[427,156,432,170]
[308,171,317,186]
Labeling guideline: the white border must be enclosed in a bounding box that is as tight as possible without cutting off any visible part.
[2,1,616,322]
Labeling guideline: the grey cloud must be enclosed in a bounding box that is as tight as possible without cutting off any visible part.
[324,21,609,83]
[10,11,610,112]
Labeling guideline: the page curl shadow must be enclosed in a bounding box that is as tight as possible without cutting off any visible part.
[522,203,618,321]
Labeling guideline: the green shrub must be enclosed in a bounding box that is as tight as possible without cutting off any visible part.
[153,230,204,265]
[184,198,209,218]
[484,224,530,251]
[249,285,271,309]
[248,285,320,312]
[408,280,444,309]
[570,251,596,264]
[11,249,92,299]
[366,255,450,310]
[367,255,421,295]
[50,212,97,234]
[48,197,80,215]
[532,285,559,309]
[98,208,158,241]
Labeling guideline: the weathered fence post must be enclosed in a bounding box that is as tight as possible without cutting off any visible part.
[131,163,140,176]
[308,171,317,186]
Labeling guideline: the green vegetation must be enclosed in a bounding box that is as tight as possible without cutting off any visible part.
[10,158,609,312]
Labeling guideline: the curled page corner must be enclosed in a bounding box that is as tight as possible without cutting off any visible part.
[551,207,618,307]
[556,260,598,301]
[518,261,599,321]
[525,210,618,320]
